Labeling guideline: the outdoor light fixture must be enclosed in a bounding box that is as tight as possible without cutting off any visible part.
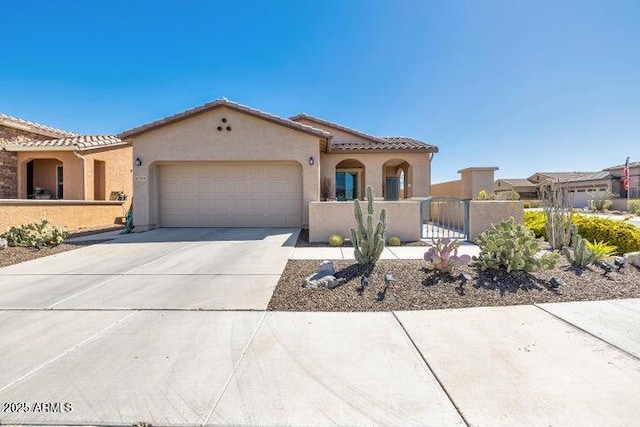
[459,272,473,283]
[614,257,627,270]
[549,277,565,288]
[384,272,395,285]
[599,261,613,276]
[309,157,314,165]
[135,158,142,166]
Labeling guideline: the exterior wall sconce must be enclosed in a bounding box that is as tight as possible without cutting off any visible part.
[135,158,142,166]
[309,157,314,165]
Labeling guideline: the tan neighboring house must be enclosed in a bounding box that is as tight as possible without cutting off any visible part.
[494,178,538,199]
[603,161,640,199]
[118,98,438,230]
[1,113,78,198]
[1,113,133,202]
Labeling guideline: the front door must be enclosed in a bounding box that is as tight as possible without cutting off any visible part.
[56,165,63,199]
[385,177,399,201]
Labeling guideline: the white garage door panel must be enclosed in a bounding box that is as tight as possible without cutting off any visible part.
[159,163,302,227]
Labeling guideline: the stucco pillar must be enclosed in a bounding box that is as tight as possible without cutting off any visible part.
[458,167,499,200]
[365,158,385,198]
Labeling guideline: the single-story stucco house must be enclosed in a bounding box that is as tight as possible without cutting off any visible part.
[1,113,132,202]
[118,98,438,231]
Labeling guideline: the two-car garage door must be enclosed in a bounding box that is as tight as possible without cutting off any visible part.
[158,162,302,227]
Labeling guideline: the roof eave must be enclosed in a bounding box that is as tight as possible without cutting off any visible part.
[4,144,76,152]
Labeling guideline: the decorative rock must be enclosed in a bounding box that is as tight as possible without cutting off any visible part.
[317,260,335,276]
[0,237,7,250]
[303,260,345,289]
[623,251,640,268]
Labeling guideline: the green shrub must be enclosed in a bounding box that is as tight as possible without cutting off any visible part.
[473,219,559,272]
[525,211,640,254]
[524,211,547,238]
[1,218,69,248]
[328,234,344,247]
[585,240,617,261]
[628,199,640,215]
[573,215,640,254]
[387,236,401,246]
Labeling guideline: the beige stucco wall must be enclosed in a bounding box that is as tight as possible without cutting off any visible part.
[128,107,322,230]
[83,145,133,205]
[309,201,421,242]
[468,200,523,240]
[431,180,462,198]
[16,151,84,200]
[0,200,126,232]
[459,167,497,200]
[320,152,431,199]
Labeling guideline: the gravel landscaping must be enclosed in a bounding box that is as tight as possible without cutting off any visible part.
[268,258,640,311]
[0,226,123,268]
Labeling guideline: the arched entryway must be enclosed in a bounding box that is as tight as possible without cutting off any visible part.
[382,158,411,200]
[19,157,64,199]
[335,159,365,201]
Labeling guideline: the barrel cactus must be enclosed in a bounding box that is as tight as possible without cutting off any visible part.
[473,219,559,272]
[350,186,387,266]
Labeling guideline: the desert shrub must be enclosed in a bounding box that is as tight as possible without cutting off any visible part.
[585,240,617,261]
[328,234,344,247]
[423,238,471,273]
[477,189,487,200]
[628,199,640,215]
[524,211,547,238]
[387,236,401,246]
[2,218,69,248]
[526,211,640,254]
[588,189,616,212]
[573,215,640,254]
[495,190,521,200]
[474,219,559,272]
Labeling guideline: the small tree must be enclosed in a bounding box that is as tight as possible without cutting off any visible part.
[350,186,387,266]
[320,176,333,201]
[588,189,616,212]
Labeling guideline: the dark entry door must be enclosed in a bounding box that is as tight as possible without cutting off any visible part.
[385,177,399,201]
[56,166,64,199]
[26,161,34,196]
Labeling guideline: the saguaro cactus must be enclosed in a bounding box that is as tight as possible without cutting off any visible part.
[350,186,387,266]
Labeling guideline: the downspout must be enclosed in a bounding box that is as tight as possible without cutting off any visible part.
[72,150,87,200]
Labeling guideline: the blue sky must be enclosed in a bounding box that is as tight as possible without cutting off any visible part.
[2,0,638,181]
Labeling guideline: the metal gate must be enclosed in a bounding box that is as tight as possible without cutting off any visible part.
[420,197,469,240]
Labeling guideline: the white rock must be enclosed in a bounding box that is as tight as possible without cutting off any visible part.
[0,238,7,250]
[623,251,640,268]
[317,260,335,276]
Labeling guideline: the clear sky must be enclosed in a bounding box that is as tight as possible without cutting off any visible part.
[2,0,638,181]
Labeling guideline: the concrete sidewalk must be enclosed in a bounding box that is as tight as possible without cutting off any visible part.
[0,299,639,426]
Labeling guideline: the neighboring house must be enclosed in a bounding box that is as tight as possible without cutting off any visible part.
[118,98,438,230]
[4,135,133,202]
[0,113,78,198]
[493,178,538,199]
[603,161,640,199]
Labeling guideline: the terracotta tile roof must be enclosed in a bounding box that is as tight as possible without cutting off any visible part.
[330,136,437,153]
[8,135,126,151]
[564,171,614,182]
[495,178,537,187]
[119,98,331,139]
[290,113,387,143]
[0,113,77,138]
[530,171,596,182]
[291,114,438,153]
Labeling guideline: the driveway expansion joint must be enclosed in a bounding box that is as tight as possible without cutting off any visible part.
[391,311,471,427]
[534,304,640,362]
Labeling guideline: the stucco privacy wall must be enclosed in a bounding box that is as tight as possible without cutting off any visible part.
[309,201,421,242]
[468,200,523,240]
[128,106,322,230]
[0,200,125,232]
[320,152,431,199]
[430,179,462,198]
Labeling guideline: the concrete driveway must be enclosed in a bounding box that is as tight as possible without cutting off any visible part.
[0,228,299,310]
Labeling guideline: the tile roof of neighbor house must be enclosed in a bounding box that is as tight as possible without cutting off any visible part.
[603,161,640,171]
[290,113,438,153]
[562,171,615,182]
[8,135,126,151]
[496,178,537,187]
[532,171,596,182]
[0,113,78,138]
[118,98,332,140]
